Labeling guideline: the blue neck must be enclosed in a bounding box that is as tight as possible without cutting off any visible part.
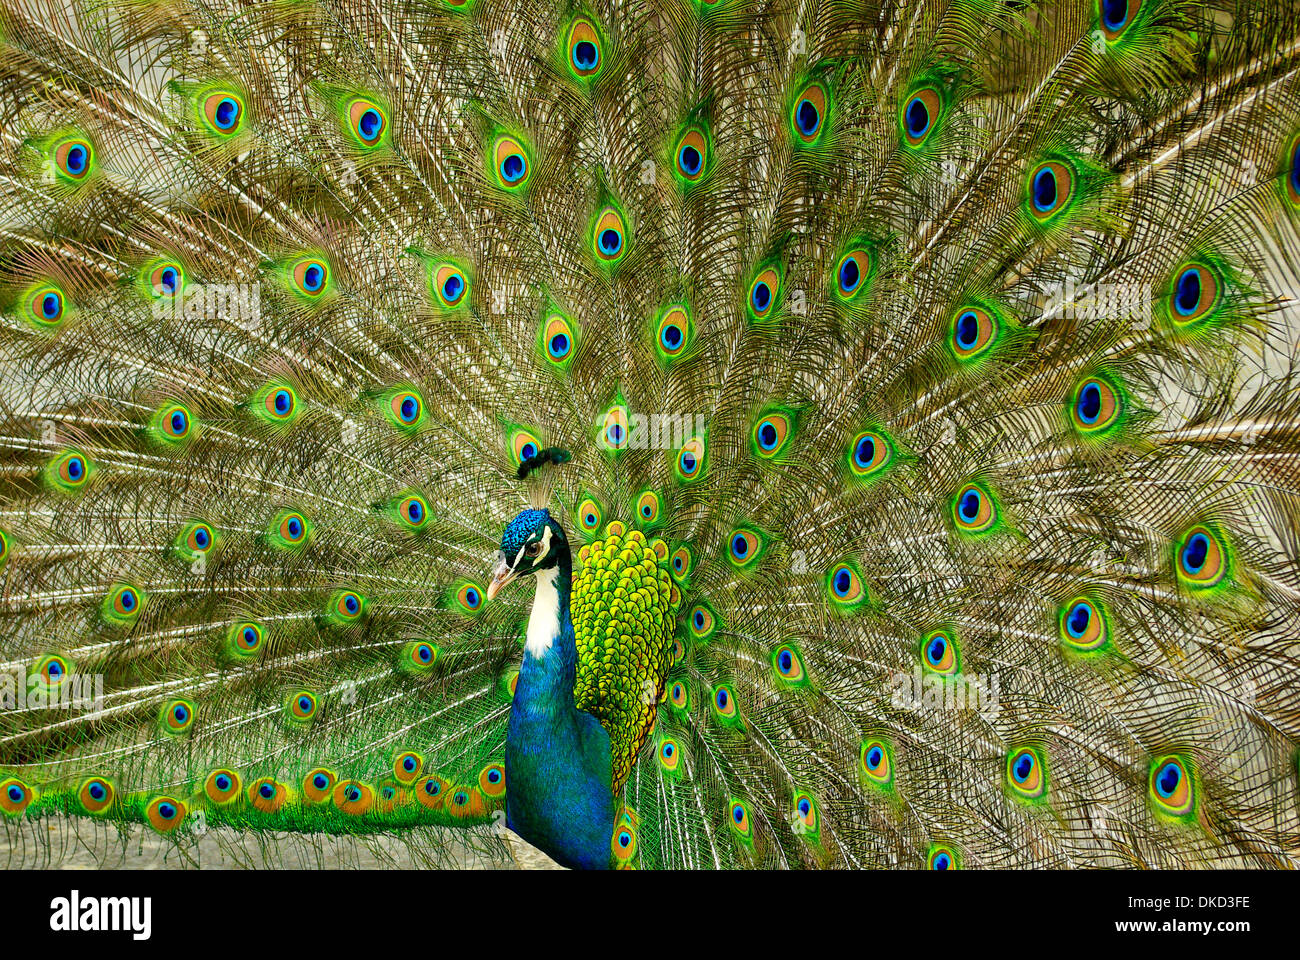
[505,542,615,869]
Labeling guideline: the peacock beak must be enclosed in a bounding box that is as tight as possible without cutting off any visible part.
[486,553,518,601]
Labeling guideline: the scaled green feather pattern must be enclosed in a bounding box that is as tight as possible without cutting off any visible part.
[573,522,682,795]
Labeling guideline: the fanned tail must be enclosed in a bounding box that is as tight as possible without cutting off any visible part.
[1,0,1299,869]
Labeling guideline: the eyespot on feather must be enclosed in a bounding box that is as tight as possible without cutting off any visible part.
[790,81,828,144]
[1026,160,1074,221]
[145,796,186,832]
[202,92,245,135]
[901,87,941,147]
[291,258,329,297]
[78,777,115,814]
[204,769,242,805]
[347,98,387,147]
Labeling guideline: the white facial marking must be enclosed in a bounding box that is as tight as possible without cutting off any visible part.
[524,526,558,658]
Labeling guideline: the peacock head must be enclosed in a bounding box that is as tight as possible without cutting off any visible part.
[486,508,569,600]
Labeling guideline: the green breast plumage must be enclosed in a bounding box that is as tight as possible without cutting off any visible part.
[572,521,682,794]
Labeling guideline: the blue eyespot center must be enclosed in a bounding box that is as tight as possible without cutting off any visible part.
[751,281,771,312]
[274,390,291,414]
[400,396,418,421]
[500,153,525,183]
[779,649,793,672]
[345,594,359,613]
[259,783,275,799]
[680,449,696,472]
[927,636,947,665]
[1175,268,1201,316]
[299,695,313,711]
[759,422,778,449]
[693,610,704,629]
[359,108,383,141]
[661,324,682,349]
[716,689,728,708]
[1067,603,1091,638]
[158,802,175,819]
[194,527,209,548]
[488,768,501,783]
[1033,167,1058,211]
[243,627,258,645]
[314,774,329,789]
[67,145,87,173]
[573,40,598,70]
[796,99,820,136]
[854,436,875,468]
[418,644,432,662]
[1078,382,1102,423]
[933,852,951,870]
[1182,532,1209,574]
[960,490,981,521]
[287,517,302,539]
[425,779,440,795]
[1157,762,1181,798]
[834,569,852,596]
[67,456,84,480]
[303,264,323,291]
[867,746,883,768]
[216,97,239,129]
[733,806,744,823]
[549,332,570,356]
[599,228,622,255]
[120,589,136,611]
[403,756,416,771]
[1102,0,1128,30]
[442,274,463,301]
[679,144,702,176]
[1013,752,1034,782]
[905,97,930,138]
[956,311,979,348]
[731,534,748,557]
[839,256,860,293]
[89,781,106,800]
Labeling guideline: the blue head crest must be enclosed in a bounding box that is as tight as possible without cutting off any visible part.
[502,509,551,557]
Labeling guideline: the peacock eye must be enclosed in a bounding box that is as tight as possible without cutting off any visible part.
[526,541,543,558]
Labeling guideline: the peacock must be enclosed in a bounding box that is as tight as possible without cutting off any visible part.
[1,0,1299,872]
